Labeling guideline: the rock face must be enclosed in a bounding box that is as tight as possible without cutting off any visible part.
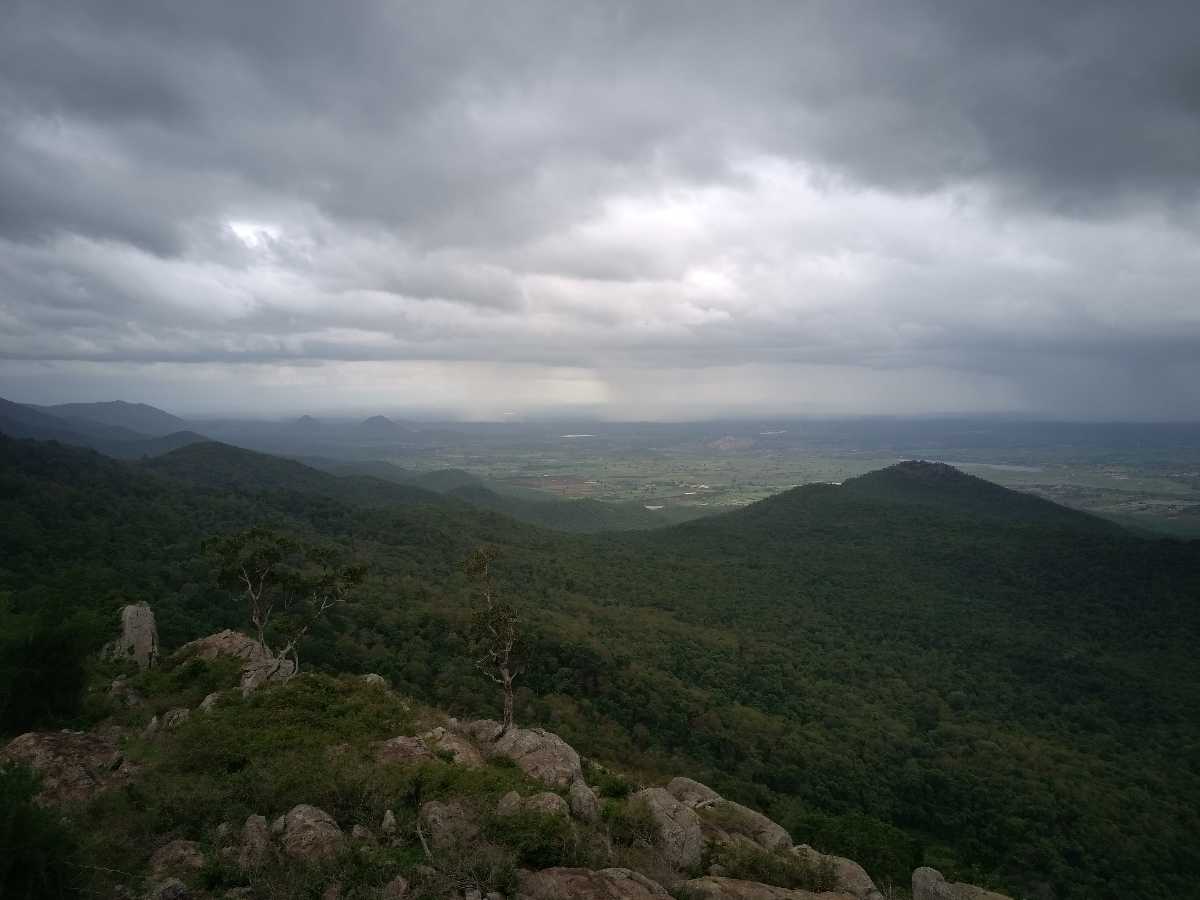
[570,778,601,822]
[162,707,191,731]
[667,776,721,807]
[375,735,433,765]
[524,791,571,817]
[419,800,479,851]
[792,846,881,900]
[707,800,792,851]
[149,839,205,878]
[912,868,1012,900]
[105,603,159,670]
[1,730,135,806]
[517,867,669,899]
[678,877,854,899]
[633,787,704,870]
[490,726,583,788]
[280,804,345,863]
[177,629,295,695]
[238,814,273,870]
[422,726,485,767]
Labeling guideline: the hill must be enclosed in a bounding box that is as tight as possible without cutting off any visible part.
[1,436,1197,898]
[0,396,207,458]
[39,400,189,437]
[142,441,450,509]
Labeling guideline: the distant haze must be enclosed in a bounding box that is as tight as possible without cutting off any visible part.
[2,2,1199,419]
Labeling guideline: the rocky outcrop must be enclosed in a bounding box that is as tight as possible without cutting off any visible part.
[361,673,388,688]
[667,776,722,807]
[1,730,135,806]
[381,875,410,898]
[419,799,479,851]
[199,692,221,713]
[570,778,601,822]
[161,707,191,731]
[146,878,192,900]
[517,867,669,899]
[792,846,881,900]
[677,877,855,899]
[665,776,791,852]
[176,629,295,695]
[489,726,583,788]
[148,839,205,879]
[706,800,792,852]
[422,726,485,767]
[375,735,433,765]
[525,791,571,817]
[280,804,345,862]
[109,676,144,707]
[633,787,704,870]
[104,603,159,670]
[912,868,1011,900]
[238,814,273,870]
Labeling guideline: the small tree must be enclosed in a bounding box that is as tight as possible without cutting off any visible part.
[465,545,521,735]
[204,527,364,675]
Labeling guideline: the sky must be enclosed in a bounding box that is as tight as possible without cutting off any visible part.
[1,1,1198,420]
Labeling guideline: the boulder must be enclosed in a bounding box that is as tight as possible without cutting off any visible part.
[350,824,378,846]
[517,866,669,899]
[238,814,273,870]
[381,809,397,835]
[569,778,601,822]
[199,692,221,713]
[912,867,1012,900]
[422,726,485,767]
[148,840,204,878]
[667,776,721,807]
[376,735,433,766]
[419,800,479,851]
[280,804,345,863]
[453,717,505,743]
[703,800,791,851]
[176,629,295,695]
[1,730,135,806]
[490,727,582,789]
[105,603,160,670]
[632,787,703,870]
[676,876,854,899]
[792,846,881,900]
[161,707,191,731]
[381,875,410,899]
[497,790,524,816]
[361,673,389,688]
[525,791,570,817]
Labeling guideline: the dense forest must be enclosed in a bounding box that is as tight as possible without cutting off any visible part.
[2,435,1198,899]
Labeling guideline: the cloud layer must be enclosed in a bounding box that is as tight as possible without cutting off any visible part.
[2,0,1198,417]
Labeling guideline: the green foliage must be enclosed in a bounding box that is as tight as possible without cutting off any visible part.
[483,809,583,869]
[0,763,82,900]
[4,436,1200,899]
[604,796,657,847]
[586,761,635,798]
[0,600,99,734]
[705,842,837,892]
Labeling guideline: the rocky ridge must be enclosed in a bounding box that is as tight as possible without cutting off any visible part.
[3,626,1015,900]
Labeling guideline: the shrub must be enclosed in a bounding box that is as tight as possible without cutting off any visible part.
[706,842,837,892]
[0,763,83,899]
[604,795,657,846]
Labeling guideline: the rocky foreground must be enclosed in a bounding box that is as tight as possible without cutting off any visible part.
[3,615,1013,900]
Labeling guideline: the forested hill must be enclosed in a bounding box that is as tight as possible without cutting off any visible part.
[2,434,1198,899]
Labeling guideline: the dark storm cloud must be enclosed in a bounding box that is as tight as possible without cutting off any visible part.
[1,0,1198,416]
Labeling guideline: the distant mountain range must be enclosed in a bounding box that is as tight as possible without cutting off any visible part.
[0,397,207,459]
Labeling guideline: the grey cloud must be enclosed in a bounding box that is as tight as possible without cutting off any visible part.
[1,1,1198,416]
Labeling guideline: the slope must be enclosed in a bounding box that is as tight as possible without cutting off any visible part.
[38,400,189,436]
[1,437,1197,899]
